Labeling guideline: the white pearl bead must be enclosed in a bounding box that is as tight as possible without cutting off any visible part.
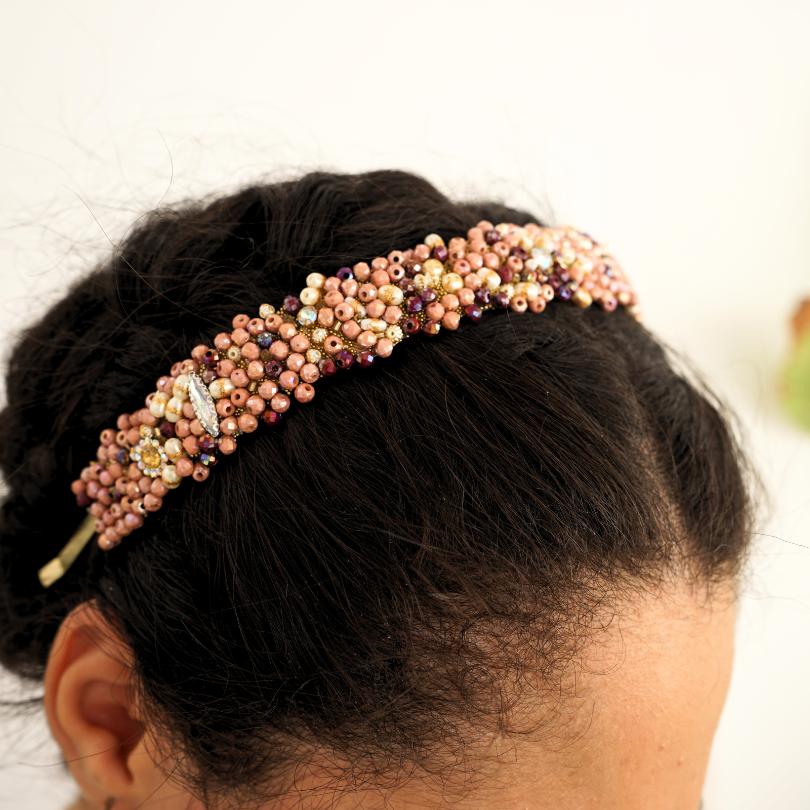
[164,397,184,422]
[172,374,190,400]
[306,272,326,289]
[378,284,404,306]
[149,392,168,419]
[161,465,180,488]
[300,287,320,306]
[209,377,235,400]
[164,438,183,460]
[442,272,463,293]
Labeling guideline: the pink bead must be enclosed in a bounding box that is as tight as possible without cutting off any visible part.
[124,513,144,530]
[231,388,249,407]
[71,480,86,496]
[191,344,208,362]
[371,257,388,272]
[324,290,344,308]
[323,335,343,355]
[183,436,199,456]
[335,302,354,322]
[340,279,358,298]
[238,413,259,433]
[265,314,283,332]
[376,338,394,358]
[176,419,191,437]
[182,402,195,419]
[358,283,377,302]
[458,287,475,306]
[384,306,402,324]
[144,493,162,512]
[151,479,168,497]
[324,276,341,291]
[217,359,235,378]
[318,307,335,327]
[189,418,204,436]
[232,314,250,329]
[116,414,131,431]
[246,394,266,415]
[440,294,459,310]
[413,244,430,261]
[247,317,265,335]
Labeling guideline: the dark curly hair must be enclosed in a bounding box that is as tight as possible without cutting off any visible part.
[0,170,753,807]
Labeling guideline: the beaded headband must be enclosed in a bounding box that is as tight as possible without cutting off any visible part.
[39,221,636,587]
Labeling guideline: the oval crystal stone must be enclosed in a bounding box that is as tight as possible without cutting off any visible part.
[188,371,220,437]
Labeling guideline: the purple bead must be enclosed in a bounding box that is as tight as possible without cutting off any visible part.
[421,288,437,304]
[202,368,217,384]
[115,449,128,464]
[406,296,423,314]
[76,492,92,508]
[202,349,218,367]
[357,351,375,368]
[159,421,176,438]
[257,332,273,349]
[498,267,513,284]
[199,435,215,452]
[403,316,421,335]
[432,245,449,262]
[558,286,573,302]
[200,452,217,467]
[510,246,528,260]
[283,295,301,314]
[464,304,483,322]
[485,229,500,245]
[335,349,354,370]
[336,266,353,281]
[474,289,491,306]
[398,278,417,293]
[558,271,570,284]
[262,410,283,426]
[264,360,283,379]
[492,292,510,308]
[319,357,337,376]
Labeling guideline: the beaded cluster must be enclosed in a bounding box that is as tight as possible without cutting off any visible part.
[71,221,636,551]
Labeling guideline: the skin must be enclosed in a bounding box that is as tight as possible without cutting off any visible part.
[52,578,736,810]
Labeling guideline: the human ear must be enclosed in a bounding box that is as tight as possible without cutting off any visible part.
[43,601,165,808]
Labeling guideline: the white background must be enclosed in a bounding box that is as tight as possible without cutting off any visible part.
[1,2,809,808]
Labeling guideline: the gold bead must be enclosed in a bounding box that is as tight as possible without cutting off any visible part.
[573,288,593,308]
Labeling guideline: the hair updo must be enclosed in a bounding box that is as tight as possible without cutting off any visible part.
[0,170,752,806]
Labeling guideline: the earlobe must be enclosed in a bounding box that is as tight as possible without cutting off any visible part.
[44,602,145,805]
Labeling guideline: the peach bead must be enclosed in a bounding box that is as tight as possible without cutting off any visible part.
[258,380,278,400]
[270,341,290,360]
[217,359,236,378]
[358,283,377,302]
[116,414,130,431]
[300,363,320,383]
[144,493,162,512]
[371,257,388,271]
[241,341,260,361]
[231,388,249,407]
[278,322,298,341]
[176,457,195,477]
[287,352,305,372]
[324,276,341,291]
[182,436,199,456]
[246,394,266,415]
[426,302,445,321]
[353,262,371,281]
[189,418,204,436]
[182,402,195,419]
[214,332,232,351]
[323,335,343,355]
[357,330,377,349]
[218,436,237,455]
[232,327,250,346]
[265,314,283,332]
[192,464,209,482]
[247,317,265,335]
[238,413,258,433]
[440,294,459,310]
[366,299,385,318]
[151,479,168,498]
[191,345,208,362]
[335,302,354,321]
[370,269,389,287]
[414,244,430,261]
[341,320,361,340]
[442,311,461,330]
[127,428,140,445]
[247,360,265,380]
[458,288,475,306]
[279,370,299,391]
[290,334,310,353]
[231,367,250,387]
[270,393,290,413]
[318,307,335,327]
[384,306,402,324]
[220,416,239,436]
[340,279,358,298]
[324,290,344,308]
[232,313,250,329]
[176,419,191,437]
[294,383,315,403]
[528,297,547,313]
